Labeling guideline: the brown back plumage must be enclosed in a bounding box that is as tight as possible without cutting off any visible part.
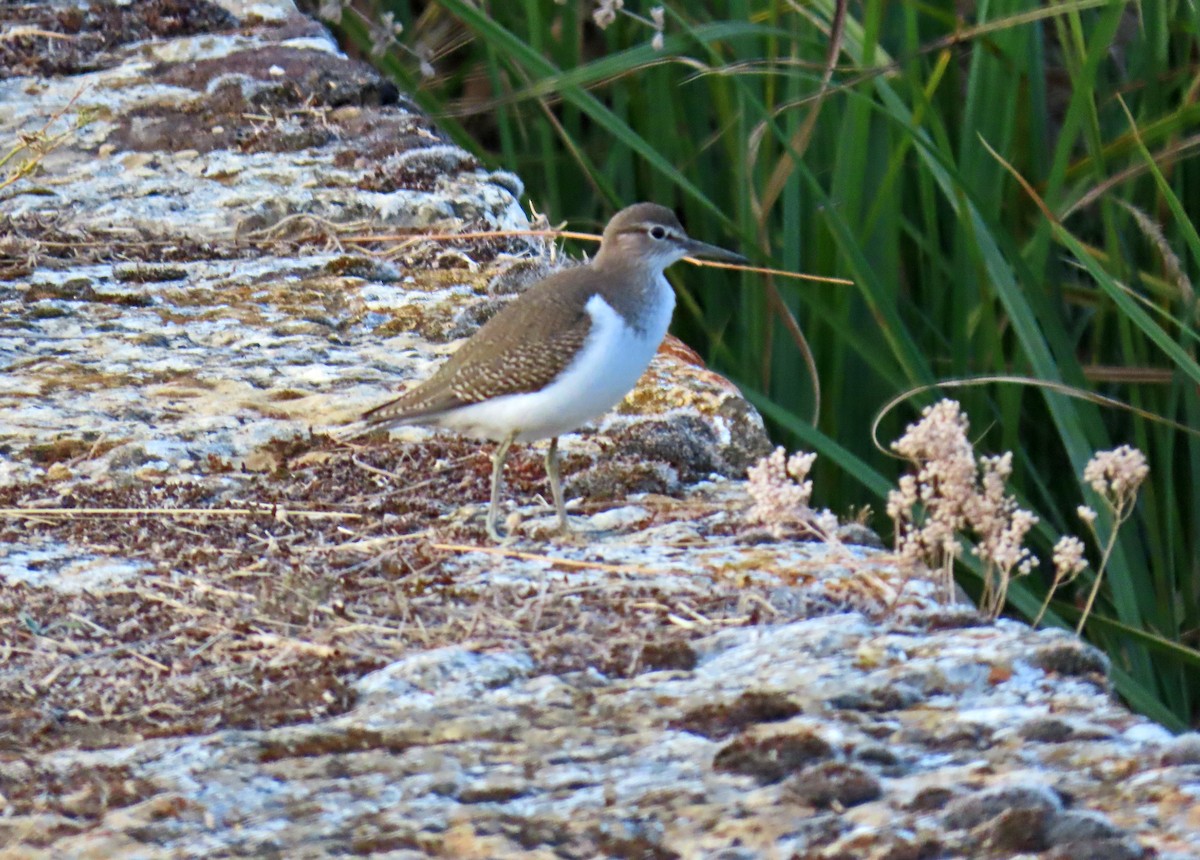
[361,266,604,426]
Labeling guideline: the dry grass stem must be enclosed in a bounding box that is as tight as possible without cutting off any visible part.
[0,86,93,193]
[341,227,849,285]
[428,542,656,576]
[0,506,361,520]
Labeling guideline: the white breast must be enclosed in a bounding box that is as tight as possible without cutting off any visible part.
[436,277,675,442]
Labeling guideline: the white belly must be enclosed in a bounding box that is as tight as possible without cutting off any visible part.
[436,284,675,442]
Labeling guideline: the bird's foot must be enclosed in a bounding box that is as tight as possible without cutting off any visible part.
[522,513,593,545]
[483,509,524,544]
[480,505,581,544]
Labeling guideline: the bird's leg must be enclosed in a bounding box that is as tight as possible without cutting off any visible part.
[486,430,517,542]
[544,436,570,534]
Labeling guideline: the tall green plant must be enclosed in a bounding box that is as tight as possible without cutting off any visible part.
[329,0,1200,729]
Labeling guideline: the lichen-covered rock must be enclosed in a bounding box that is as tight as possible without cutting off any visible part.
[0,0,766,494]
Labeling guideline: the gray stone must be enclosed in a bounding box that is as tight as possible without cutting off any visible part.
[943,784,1062,830]
[1046,809,1124,844]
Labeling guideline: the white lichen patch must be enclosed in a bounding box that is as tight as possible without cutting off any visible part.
[0,540,147,591]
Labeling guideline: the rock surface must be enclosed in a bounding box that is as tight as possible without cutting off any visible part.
[2,2,1198,858]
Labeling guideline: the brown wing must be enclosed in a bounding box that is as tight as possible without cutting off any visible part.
[362,268,602,427]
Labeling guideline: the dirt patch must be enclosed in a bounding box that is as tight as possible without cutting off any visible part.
[331,111,450,167]
[0,0,239,77]
[713,729,835,785]
[24,278,154,307]
[0,760,160,842]
[154,45,398,107]
[23,436,123,466]
[109,79,331,156]
[670,691,803,740]
[356,147,482,193]
[105,45,405,156]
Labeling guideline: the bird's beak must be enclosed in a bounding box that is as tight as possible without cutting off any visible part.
[682,237,748,263]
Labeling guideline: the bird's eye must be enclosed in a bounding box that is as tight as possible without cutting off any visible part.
[649,226,667,240]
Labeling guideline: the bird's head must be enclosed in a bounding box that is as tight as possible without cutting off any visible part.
[595,203,746,272]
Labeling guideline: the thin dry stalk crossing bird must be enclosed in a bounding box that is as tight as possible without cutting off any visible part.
[361,202,745,541]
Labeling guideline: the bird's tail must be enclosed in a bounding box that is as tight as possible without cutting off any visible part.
[359,391,450,430]
[359,395,419,427]
[327,392,421,443]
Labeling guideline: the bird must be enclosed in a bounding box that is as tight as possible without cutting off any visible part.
[361,202,745,541]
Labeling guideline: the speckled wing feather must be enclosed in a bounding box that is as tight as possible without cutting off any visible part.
[362,268,605,427]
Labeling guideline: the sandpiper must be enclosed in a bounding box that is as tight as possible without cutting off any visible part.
[363,202,745,540]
